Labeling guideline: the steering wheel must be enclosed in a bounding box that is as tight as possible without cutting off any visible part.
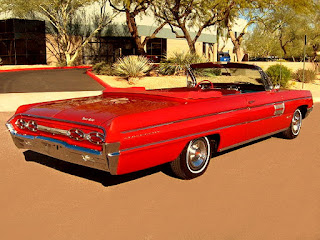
[196,80,214,89]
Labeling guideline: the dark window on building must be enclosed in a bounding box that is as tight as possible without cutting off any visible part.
[146,38,167,63]
[84,36,137,64]
[203,42,207,55]
[0,19,46,65]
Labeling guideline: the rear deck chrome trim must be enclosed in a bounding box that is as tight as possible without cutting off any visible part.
[37,125,70,136]
[16,113,107,135]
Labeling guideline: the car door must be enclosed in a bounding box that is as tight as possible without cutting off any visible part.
[244,89,286,140]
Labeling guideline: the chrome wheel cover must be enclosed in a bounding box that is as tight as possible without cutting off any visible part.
[186,137,210,174]
[291,109,302,136]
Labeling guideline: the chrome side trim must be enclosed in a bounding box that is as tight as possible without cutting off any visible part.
[274,102,285,116]
[121,107,248,134]
[219,128,288,152]
[120,114,288,154]
[121,96,311,134]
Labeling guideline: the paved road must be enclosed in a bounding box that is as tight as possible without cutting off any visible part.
[0,69,104,93]
[1,105,320,240]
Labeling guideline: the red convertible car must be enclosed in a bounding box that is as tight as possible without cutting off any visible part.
[6,63,313,179]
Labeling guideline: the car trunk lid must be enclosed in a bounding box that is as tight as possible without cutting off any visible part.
[22,94,182,126]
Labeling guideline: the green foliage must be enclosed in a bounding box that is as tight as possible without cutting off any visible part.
[244,1,319,60]
[293,69,316,83]
[112,55,151,79]
[266,64,292,87]
[92,62,115,75]
[159,52,207,75]
[152,0,227,53]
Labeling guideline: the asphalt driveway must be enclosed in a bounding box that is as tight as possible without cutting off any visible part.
[0,69,104,93]
[0,105,320,240]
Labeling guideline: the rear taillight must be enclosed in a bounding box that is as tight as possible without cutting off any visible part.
[27,120,38,132]
[68,129,105,145]
[68,128,85,141]
[15,118,38,132]
[13,118,105,145]
[87,132,105,145]
[15,119,27,129]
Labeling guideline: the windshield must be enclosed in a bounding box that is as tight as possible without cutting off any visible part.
[187,64,271,91]
[195,68,264,85]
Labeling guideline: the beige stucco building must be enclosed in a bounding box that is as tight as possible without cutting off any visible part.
[1,3,246,65]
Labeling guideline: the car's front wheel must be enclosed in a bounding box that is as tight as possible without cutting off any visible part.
[280,108,302,139]
[170,137,212,179]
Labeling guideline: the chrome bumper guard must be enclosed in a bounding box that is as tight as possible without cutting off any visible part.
[6,123,120,175]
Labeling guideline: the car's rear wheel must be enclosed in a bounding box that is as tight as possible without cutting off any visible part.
[170,137,212,179]
[280,108,302,139]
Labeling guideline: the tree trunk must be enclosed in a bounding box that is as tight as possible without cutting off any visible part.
[179,24,196,54]
[187,40,196,54]
[65,52,71,66]
[280,44,287,58]
[68,50,80,66]
[227,24,242,62]
[279,33,287,58]
[126,11,146,55]
[235,46,242,62]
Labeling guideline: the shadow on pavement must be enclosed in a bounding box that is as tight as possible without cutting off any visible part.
[23,150,165,187]
[22,135,288,186]
[215,135,281,157]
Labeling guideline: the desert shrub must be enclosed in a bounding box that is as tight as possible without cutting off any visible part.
[159,52,207,75]
[266,64,292,88]
[112,55,151,80]
[0,57,3,65]
[293,69,316,83]
[92,62,115,75]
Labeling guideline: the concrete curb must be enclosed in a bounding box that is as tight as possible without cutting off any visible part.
[86,70,111,88]
[0,65,91,73]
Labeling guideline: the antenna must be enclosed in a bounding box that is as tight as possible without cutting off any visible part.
[302,35,307,89]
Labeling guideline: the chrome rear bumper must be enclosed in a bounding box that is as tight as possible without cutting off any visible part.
[6,123,120,174]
